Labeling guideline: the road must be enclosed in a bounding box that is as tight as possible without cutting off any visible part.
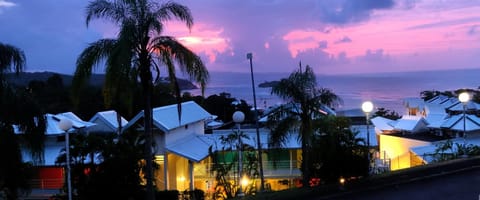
[318,168,480,200]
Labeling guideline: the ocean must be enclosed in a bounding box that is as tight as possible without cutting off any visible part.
[184,68,480,115]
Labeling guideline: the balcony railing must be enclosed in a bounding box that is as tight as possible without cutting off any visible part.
[194,160,302,179]
[29,178,64,189]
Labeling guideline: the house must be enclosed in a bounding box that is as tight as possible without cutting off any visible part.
[123,101,304,192]
[18,112,95,190]
[123,101,213,191]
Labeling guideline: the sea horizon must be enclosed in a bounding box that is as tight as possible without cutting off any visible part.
[185,68,480,114]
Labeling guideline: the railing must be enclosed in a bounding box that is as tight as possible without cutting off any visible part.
[29,178,64,189]
[194,160,302,179]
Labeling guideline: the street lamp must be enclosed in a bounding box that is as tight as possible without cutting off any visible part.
[58,118,73,200]
[246,52,265,191]
[232,111,245,197]
[459,92,470,144]
[362,101,374,173]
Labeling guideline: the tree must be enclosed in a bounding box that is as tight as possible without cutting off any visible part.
[209,129,258,199]
[0,42,25,78]
[0,42,46,198]
[266,65,342,187]
[310,116,368,183]
[72,1,209,199]
[374,107,400,120]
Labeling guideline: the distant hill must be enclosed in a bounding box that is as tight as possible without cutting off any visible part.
[5,72,198,90]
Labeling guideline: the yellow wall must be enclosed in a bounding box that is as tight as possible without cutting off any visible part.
[379,134,430,170]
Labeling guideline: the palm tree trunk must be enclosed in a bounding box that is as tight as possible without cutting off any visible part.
[140,56,155,200]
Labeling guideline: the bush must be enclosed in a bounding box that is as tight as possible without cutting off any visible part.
[155,190,179,200]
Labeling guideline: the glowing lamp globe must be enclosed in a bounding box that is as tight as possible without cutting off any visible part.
[459,92,470,103]
[362,101,374,113]
[232,111,245,123]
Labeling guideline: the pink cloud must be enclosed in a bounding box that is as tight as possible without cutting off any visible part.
[164,22,232,63]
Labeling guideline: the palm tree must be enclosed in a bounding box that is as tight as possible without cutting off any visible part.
[0,42,25,78]
[72,1,209,198]
[0,42,46,198]
[267,65,341,187]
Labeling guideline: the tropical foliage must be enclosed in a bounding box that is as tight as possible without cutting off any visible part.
[55,131,148,199]
[266,64,342,187]
[209,129,259,199]
[310,116,368,183]
[73,1,209,198]
[0,42,46,199]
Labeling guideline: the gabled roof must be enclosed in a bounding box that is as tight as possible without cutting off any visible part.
[124,101,212,132]
[440,114,480,131]
[371,116,396,131]
[15,113,95,135]
[426,95,449,104]
[89,110,128,131]
[394,115,427,132]
[424,103,446,115]
[425,114,448,129]
[447,101,480,112]
[439,97,459,109]
[54,112,96,129]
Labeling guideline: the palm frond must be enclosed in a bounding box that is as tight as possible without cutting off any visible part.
[154,1,193,31]
[151,36,209,95]
[73,39,118,104]
[86,0,127,27]
[0,42,26,75]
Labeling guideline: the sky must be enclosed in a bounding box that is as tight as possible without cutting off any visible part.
[1,0,480,75]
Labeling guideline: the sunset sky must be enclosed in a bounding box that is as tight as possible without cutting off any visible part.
[1,0,480,75]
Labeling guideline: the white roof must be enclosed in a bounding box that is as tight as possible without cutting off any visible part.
[440,114,480,131]
[447,101,480,111]
[394,115,427,132]
[371,116,396,131]
[166,128,300,162]
[45,114,67,135]
[425,114,448,129]
[89,110,128,130]
[166,134,213,162]
[426,95,450,104]
[439,97,459,109]
[124,101,212,132]
[54,112,96,129]
[424,103,446,115]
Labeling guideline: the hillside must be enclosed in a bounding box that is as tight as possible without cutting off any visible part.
[5,72,198,90]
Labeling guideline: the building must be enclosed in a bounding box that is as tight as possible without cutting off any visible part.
[373,95,480,171]
[18,112,95,190]
[122,101,304,193]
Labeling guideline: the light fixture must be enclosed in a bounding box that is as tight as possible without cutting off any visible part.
[362,101,374,174]
[58,118,73,200]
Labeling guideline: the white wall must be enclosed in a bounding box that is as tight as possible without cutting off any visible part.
[379,134,431,170]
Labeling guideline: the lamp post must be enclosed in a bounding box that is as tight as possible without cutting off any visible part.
[232,111,245,197]
[247,52,265,191]
[458,92,470,144]
[362,101,374,173]
[58,118,73,200]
